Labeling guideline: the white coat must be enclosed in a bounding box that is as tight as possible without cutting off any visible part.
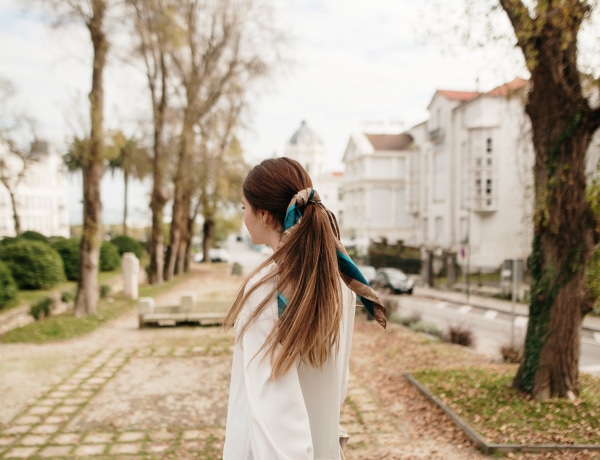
[223,263,356,460]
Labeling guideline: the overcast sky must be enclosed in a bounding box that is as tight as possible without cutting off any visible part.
[0,0,526,225]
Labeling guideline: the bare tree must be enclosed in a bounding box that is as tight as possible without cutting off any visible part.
[28,0,112,316]
[163,0,278,280]
[0,125,40,236]
[127,0,174,284]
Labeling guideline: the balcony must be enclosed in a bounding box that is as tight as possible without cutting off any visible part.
[428,127,445,144]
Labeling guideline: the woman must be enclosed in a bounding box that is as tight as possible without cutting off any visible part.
[223,157,385,459]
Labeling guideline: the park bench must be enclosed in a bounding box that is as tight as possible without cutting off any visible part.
[138,293,230,328]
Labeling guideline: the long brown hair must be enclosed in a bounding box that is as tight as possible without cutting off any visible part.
[223,157,343,378]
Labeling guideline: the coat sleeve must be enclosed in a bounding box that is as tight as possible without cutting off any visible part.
[240,287,314,460]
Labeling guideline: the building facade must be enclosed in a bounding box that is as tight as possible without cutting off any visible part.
[408,78,535,272]
[340,132,416,252]
[0,140,70,238]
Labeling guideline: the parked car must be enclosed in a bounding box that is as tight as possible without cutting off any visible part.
[193,248,230,263]
[356,264,376,284]
[372,267,414,295]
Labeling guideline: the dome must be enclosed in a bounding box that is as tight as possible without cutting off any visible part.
[289,120,323,146]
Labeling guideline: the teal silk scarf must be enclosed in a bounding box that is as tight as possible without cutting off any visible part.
[277,188,386,328]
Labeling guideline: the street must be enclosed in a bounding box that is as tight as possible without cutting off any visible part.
[394,292,600,376]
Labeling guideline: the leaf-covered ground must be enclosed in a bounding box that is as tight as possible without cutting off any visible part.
[349,317,600,459]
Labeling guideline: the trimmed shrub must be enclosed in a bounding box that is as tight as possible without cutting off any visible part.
[100,242,120,272]
[30,297,54,320]
[0,260,18,307]
[110,235,144,259]
[100,284,111,298]
[0,239,65,290]
[61,290,75,303]
[20,230,49,244]
[500,343,523,363]
[51,237,81,281]
[446,324,475,347]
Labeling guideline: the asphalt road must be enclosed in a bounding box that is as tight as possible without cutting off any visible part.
[394,293,600,376]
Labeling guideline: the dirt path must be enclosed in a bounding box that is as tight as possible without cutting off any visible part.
[0,264,491,459]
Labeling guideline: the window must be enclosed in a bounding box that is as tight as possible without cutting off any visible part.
[486,178,492,195]
[433,151,446,201]
[486,137,492,153]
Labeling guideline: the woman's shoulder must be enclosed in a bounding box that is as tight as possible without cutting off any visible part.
[246,261,277,290]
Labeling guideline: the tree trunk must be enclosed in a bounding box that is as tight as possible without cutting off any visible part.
[202,218,214,264]
[147,52,168,285]
[175,191,192,275]
[7,189,21,236]
[75,0,107,317]
[123,172,129,236]
[164,116,194,280]
[510,47,597,401]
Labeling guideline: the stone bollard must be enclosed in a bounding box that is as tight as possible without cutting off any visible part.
[122,252,140,300]
[180,293,196,313]
[231,262,243,276]
[138,297,155,328]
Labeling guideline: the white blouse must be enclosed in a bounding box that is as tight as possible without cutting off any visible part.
[223,263,356,460]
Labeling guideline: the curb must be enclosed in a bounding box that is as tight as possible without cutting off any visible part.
[403,372,600,456]
[414,289,600,334]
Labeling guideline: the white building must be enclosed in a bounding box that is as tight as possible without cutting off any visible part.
[409,78,535,272]
[0,140,70,238]
[340,132,416,250]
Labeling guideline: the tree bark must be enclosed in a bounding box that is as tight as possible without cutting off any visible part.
[122,171,129,236]
[74,0,108,317]
[7,189,21,236]
[501,0,600,400]
[147,43,168,285]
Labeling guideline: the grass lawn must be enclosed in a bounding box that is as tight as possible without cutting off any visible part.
[413,365,600,446]
[0,270,194,344]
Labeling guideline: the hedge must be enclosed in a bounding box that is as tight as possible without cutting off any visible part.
[100,241,121,272]
[0,239,65,290]
[0,260,18,307]
[110,235,144,259]
[51,237,81,281]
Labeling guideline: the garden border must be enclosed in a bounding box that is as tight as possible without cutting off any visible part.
[404,372,600,456]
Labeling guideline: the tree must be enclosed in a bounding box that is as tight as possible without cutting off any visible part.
[0,135,40,237]
[107,130,151,235]
[30,0,112,316]
[127,0,175,285]
[0,77,41,236]
[494,0,600,401]
[163,0,278,280]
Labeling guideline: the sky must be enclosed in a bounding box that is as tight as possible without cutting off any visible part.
[0,0,526,225]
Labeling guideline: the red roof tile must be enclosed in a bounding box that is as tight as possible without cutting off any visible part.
[364,133,414,151]
[485,77,528,96]
[436,90,480,102]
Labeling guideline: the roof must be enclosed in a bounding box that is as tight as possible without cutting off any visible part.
[289,120,323,146]
[485,77,528,96]
[364,133,414,151]
[435,90,480,102]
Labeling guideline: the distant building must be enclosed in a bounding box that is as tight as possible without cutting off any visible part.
[0,140,70,238]
[340,132,416,252]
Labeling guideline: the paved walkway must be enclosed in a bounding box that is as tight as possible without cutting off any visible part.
[0,266,493,459]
